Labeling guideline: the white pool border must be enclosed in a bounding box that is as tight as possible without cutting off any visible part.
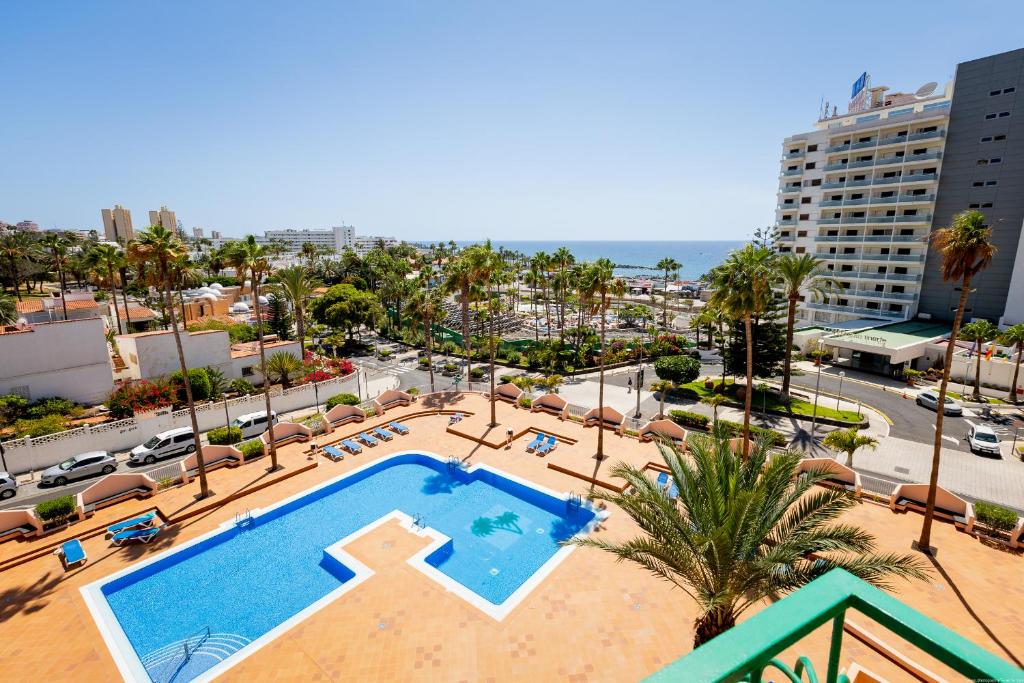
[81,450,606,683]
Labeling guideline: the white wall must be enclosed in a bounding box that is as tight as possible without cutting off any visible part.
[230,340,303,382]
[0,317,113,404]
[117,329,233,380]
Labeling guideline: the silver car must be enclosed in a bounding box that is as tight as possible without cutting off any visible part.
[40,451,117,486]
[0,472,16,500]
[915,390,964,416]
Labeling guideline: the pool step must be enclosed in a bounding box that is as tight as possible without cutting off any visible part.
[141,633,252,682]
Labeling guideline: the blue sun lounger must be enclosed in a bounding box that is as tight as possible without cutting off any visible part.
[340,440,363,454]
[372,427,394,441]
[323,444,346,460]
[526,432,545,452]
[656,471,679,499]
[536,435,557,455]
[111,526,161,546]
[106,511,157,537]
[388,421,409,435]
[55,538,87,569]
[356,432,378,447]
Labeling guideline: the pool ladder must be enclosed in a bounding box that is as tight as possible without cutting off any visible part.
[446,456,463,471]
[412,513,426,530]
[567,494,582,513]
[235,509,254,527]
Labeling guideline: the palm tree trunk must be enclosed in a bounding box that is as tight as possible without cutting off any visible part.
[781,295,797,397]
[461,285,472,390]
[919,276,972,552]
[119,267,133,331]
[597,294,607,459]
[693,606,737,649]
[296,303,305,355]
[108,267,123,335]
[426,316,435,393]
[178,288,188,328]
[57,261,68,320]
[663,270,669,328]
[8,257,21,301]
[163,268,209,498]
[742,314,753,459]
[489,294,497,426]
[973,347,982,400]
[543,281,551,341]
[254,279,279,470]
[1010,342,1022,403]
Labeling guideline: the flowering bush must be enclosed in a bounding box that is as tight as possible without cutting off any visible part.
[303,350,315,363]
[304,370,333,383]
[107,380,175,419]
[326,358,355,376]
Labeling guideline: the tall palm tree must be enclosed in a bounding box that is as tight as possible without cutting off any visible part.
[709,244,776,457]
[999,323,1024,403]
[583,258,624,460]
[172,257,205,325]
[918,210,995,553]
[84,243,126,334]
[39,233,71,320]
[128,226,210,498]
[471,242,505,426]
[0,233,32,301]
[526,257,545,342]
[551,247,574,340]
[822,427,878,469]
[0,293,15,325]
[442,254,478,388]
[958,320,1000,401]
[275,265,319,354]
[408,276,443,393]
[533,251,552,340]
[776,254,838,397]
[230,236,281,470]
[656,257,681,329]
[570,432,926,647]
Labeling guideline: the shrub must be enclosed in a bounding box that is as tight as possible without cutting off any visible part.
[518,396,533,409]
[325,393,360,410]
[975,502,1018,532]
[668,409,710,430]
[208,426,243,445]
[418,356,431,368]
[407,387,420,396]
[230,378,255,395]
[239,439,265,460]
[378,348,393,358]
[35,495,76,524]
[304,369,333,383]
[718,419,787,447]
[106,380,175,419]
[654,355,701,386]
[169,367,212,403]
[0,394,29,424]
[469,367,485,379]
[443,363,458,373]
[27,397,78,419]
[12,414,68,438]
[158,476,177,490]
[505,350,521,365]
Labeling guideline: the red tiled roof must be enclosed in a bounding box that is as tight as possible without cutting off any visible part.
[15,300,44,313]
[115,304,158,320]
[63,300,99,311]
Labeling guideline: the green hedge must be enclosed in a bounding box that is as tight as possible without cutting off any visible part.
[668,410,710,430]
[208,426,243,445]
[36,495,76,523]
[975,501,1019,532]
[325,393,360,410]
[718,419,787,447]
[239,439,265,460]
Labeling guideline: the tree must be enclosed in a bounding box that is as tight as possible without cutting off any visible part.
[205,365,228,399]
[919,210,996,554]
[651,379,672,419]
[265,290,294,341]
[0,233,33,300]
[264,351,303,389]
[0,293,15,325]
[275,265,319,353]
[959,320,999,401]
[701,393,728,422]
[408,277,443,393]
[656,257,681,329]
[309,283,382,341]
[551,247,575,341]
[39,233,71,320]
[442,254,479,387]
[724,293,787,381]
[569,432,925,647]
[128,225,210,498]
[653,354,700,387]
[580,258,625,460]
[999,323,1024,403]
[822,428,878,469]
[776,254,838,397]
[84,244,126,334]
[709,244,777,458]
[470,242,505,426]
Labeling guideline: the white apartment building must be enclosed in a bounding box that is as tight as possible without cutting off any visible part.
[776,76,952,326]
[258,225,355,253]
[353,235,398,255]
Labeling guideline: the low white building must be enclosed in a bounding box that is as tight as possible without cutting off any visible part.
[0,317,114,404]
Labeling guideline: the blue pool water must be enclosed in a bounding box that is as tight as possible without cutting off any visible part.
[99,453,595,682]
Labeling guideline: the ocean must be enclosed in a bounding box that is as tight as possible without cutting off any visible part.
[446,240,744,280]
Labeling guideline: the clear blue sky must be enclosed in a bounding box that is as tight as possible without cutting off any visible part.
[2,2,1022,241]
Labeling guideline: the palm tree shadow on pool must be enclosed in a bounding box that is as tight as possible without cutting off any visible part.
[422,472,463,495]
[471,511,523,537]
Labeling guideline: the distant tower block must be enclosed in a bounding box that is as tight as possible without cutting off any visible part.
[148,206,178,233]
[101,205,134,243]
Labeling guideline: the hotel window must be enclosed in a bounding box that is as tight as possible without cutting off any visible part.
[865,302,879,310]
[892,285,905,293]
[894,267,907,274]
[902,210,918,216]
[986,180,998,186]
[797,230,807,237]
[981,136,993,142]
[982,202,993,208]
[801,196,811,204]
[805,162,816,170]
[795,246,806,254]
[810,179,822,186]
[899,229,914,236]
[977,159,989,165]
[799,214,809,221]
[888,304,903,312]
[990,158,1002,164]
[841,265,853,272]
[838,299,849,306]
[874,284,884,292]
[807,144,818,152]
[896,248,910,255]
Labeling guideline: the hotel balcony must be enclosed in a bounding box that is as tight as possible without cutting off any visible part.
[814,234,924,243]
[803,301,906,318]
[874,151,942,167]
[817,214,931,226]
[831,271,922,282]
[781,168,803,177]
[826,129,946,154]
[821,173,938,190]
[783,151,805,159]
[824,253,925,263]
[819,194,935,207]
[847,289,918,301]
[779,185,801,194]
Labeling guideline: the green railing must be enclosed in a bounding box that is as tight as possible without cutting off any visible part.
[644,569,1021,683]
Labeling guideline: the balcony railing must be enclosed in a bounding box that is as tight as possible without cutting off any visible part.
[781,169,803,176]
[780,186,801,193]
[848,289,917,301]
[823,173,938,190]
[784,151,805,159]
[824,253,924,262]
[834,271,922,282]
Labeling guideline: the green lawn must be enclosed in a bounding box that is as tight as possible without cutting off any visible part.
[945,390,1007,405]
[671,378,864,424]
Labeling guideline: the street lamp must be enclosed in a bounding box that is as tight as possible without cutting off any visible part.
[222,392,230,431]
[810,340,824,441]
[836,371,846,411]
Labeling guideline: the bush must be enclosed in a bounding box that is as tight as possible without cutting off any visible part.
[106,380,175,419]
[407,387,420,396]
[718,419,787,447]
[975,502,1018,532]
[669,409,710,430]
[443,363,458,373]
[230,378,255,395]
[169,368,212,403]
[208,426,243,445]
[518,396,533,409]
[418,356,431,368]
[27,397,78,419]
[469,367,485,379]
[654,355,701,386]
[35,495,76,524]
[325,393,360,410]
[12,414,68,438]
[0,394,29,424]
[239,439,265,460]
[504,350,522,365]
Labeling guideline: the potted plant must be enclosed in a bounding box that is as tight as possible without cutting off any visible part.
[903,367,924,387]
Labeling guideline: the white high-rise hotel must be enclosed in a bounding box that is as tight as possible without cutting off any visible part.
[776,75,952,326]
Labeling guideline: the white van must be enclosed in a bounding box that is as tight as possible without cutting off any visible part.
[230,410,279,439]
[130,427,196,465]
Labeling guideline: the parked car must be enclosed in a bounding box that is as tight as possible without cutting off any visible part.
[129,427,196,465]
[0,472,17,500]
[40,451,117,486]
[916,390,964,416]
[966,424,1001,456]
[230,410,279,439]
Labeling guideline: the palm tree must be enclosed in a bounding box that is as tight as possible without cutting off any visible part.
[700,393,728,422]
[822,428,878,469]
[205,365,228,398]
[959,320,999,401]
[275,265,319,354]
[0,293,15,325]
[470,243,505,426]
[551,247,574,340]
[999,323,1024,403]
[408,276,443,393]
[569,432,926,647]
[918,210,995,554]
[172,257,205,325]
[128,226,210,498]
[651,379,672,419]
[526,258,545,342]
[442,254,478,389]
[230,236,281,470]
[583,258,625,460]
[39,233,71,320]
[655,257,681,329]
[709,244,776,458]
[533,251,552,340]
[776,254,838,397]
[0,234,32,301]
[84,244,126,334]
[264,351,303,389]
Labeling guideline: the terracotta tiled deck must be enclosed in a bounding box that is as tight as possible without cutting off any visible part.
[0,393,1020,682]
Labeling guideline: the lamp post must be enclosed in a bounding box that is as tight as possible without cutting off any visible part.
[811,340,824,441]
[222,392,230,431]
[836,371,846,411]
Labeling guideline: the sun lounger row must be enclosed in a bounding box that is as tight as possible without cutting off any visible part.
[526,433,558,455]
[55,521,164,571]
[323,422,411,459]
[656,472,679,500]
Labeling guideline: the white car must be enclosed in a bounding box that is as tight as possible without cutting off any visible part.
[966,424,1001,456]
[916,390,964,416]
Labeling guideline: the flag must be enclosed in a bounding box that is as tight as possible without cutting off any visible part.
[985,344,994,361]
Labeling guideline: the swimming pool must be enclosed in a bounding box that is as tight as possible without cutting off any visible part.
[82,451,601,683]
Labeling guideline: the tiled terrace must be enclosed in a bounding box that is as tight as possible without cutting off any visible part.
[0,393,1020,682]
